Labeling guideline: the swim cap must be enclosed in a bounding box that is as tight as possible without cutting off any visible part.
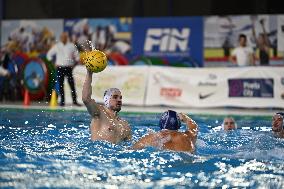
[159,110,181,130]
[276,112,284,117]
[103,88,121,108]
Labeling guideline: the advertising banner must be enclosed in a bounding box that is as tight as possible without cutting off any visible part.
[145,66,284,108]
[228,78,274,98]
[72,66,284,108]
[70,65,149,106]
[132,17,204,67]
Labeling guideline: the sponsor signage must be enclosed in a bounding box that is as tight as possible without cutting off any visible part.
[160,87,183,98]
[199,92,215,100]
[132,17,204,66]
[198,73,218,100]
[73,66,284,108]
[228,78,274,98]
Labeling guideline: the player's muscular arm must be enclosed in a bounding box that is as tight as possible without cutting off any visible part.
[82,70,100,117]
[132,134,154,149]
[178,113,198,137]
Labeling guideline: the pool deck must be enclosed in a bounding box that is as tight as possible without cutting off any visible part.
[0,101,282,116]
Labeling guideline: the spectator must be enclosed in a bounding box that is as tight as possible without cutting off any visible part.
[47,32,81,106]
[0,43,21,102]
[0,65,10,77]
[229,34,255,66]
[252,18,270,66]
[9,26,30,52]
[222,37,234,57]
[221,16,235,58]
[0,65,10,101]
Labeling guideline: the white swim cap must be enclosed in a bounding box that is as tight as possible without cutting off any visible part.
[103,88,121,108]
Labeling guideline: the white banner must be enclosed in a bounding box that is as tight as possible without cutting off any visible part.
[69,65,284,108]
[146,66,284,108]
[68,65,149,106]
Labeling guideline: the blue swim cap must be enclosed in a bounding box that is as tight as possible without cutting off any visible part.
[276,112,284,117]
[159,110,181,130]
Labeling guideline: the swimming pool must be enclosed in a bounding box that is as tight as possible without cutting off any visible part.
[0,108,283,188]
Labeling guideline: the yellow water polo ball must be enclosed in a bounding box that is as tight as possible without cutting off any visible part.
[79,51,88,63]
[81,50,108,73]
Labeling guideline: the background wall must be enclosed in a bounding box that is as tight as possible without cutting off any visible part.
[1,0,284,107]
[1,0,283,19]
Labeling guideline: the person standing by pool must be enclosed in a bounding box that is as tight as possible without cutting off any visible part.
[132,110,198,153]
[82,69,131,144]
[229,34,255,67]
[252,18,270,66]
[47,32,81,107]
[222,117,237,131]
[272,112,284,138]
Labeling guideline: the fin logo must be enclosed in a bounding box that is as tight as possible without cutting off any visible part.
[144,28,190,52]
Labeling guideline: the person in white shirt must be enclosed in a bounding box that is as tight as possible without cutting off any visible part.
[230,34,255,66]
[47,32,81,106]
[0,67,10,77]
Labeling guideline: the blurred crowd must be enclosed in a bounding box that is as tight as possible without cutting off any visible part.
[0,24,56,102]
[0,19,131,103]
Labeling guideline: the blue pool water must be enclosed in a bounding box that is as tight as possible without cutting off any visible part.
[0,108,284,188]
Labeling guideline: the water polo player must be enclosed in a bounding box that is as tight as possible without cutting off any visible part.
[272,112,284,138]
[221,117,237,131]
[82,69,131,144]
[133,110,199,153]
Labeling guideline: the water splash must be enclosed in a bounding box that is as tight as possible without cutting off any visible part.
[87,40,96,51]
[75,40,96,52]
